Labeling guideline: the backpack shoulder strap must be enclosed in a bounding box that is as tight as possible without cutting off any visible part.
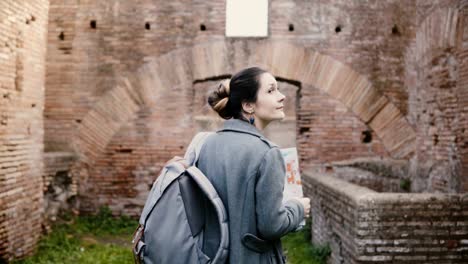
[186,166,229,264]
[139,161,186,225]
[184,132,215,166]
[138,132,214,226]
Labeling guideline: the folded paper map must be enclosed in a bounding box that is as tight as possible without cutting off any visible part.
[280,147,306,229]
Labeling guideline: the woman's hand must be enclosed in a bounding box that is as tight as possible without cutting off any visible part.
[291,197,311,218]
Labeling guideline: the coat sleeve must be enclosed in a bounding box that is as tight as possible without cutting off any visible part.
[255,147,305,240]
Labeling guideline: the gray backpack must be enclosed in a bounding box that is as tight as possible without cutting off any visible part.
[132,132,229,264]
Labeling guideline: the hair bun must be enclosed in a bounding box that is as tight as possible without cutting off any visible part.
[208,79,232,119]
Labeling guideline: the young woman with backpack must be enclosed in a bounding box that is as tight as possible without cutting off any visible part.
[197,67,311,264]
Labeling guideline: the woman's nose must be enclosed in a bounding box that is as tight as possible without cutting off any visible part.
[278,92,285,102]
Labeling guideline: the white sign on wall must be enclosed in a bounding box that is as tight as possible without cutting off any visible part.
[226,0,268,37]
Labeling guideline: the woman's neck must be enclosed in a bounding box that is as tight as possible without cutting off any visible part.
[254,118,269,131]
[239,114,270,131]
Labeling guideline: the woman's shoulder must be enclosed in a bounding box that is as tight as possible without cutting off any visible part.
[217,130,278,150]
[216,119,279,149]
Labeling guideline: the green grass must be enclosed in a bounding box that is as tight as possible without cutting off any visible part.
[14,207,137,264]
[281,219,331,264]
[16,208,329,264]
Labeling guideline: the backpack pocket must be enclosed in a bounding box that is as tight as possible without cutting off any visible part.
[194,236,211,264]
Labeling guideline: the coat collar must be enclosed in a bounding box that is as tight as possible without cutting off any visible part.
[218,119,278,148]
[219,118,264,138]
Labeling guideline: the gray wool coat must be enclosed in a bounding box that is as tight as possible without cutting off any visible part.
[197,119,305,264]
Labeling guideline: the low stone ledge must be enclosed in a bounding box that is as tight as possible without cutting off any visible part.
[303,171,468,264]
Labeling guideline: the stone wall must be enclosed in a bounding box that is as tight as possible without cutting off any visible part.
[0,0,49,261]
[460,6,468,191]
[70,39,415,215]
[321,158,410,193]
[0,0,465,261]
[304,171,468,264]
[44,0,425,152]
[405,2,468,193]
[43,152,76,225]
[297,85,389,168]
[43,0,435,215]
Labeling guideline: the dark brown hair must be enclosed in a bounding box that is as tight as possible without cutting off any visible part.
[208,67,267,120]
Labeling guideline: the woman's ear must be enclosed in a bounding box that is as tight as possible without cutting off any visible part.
[241,101,255,114]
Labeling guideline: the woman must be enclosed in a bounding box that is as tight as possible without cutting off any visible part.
[197,67,311,264]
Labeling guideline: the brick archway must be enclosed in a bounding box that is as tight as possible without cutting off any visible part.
[74,41,416,165]
[412,5,465,65]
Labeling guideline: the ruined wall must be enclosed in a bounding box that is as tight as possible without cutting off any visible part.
[304,171,468,264]
[320,158,410,193]
[43,152,76,225]
[406,2,468,193]
[43,0,426,149]
[44,0,424,215]
[0,0,464,261]
[82,79,304,215]
[0,0,49,261]
[43,0,467,217]
[297,84,389,168]
[44,0,226,152]
[460,6,468,191]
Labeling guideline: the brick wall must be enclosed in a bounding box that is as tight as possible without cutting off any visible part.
[304,171,468,264]
[0,0,49,261]
[297,84,389,168]
[303,171,365,263]
[72,40,414,215]
[44,0,422,157]
[322,158,410,193]
[406,3,468,193]
[269,0,417,114]
[43,152,76,225]
[457,6,468,192]
[42,0,465,212]
[80,78,305,215]
[81,80,195,215]
[44,0,228,152]
[0,0,464,261]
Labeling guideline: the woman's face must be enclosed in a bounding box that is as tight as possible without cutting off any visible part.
[254,72,286,125]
